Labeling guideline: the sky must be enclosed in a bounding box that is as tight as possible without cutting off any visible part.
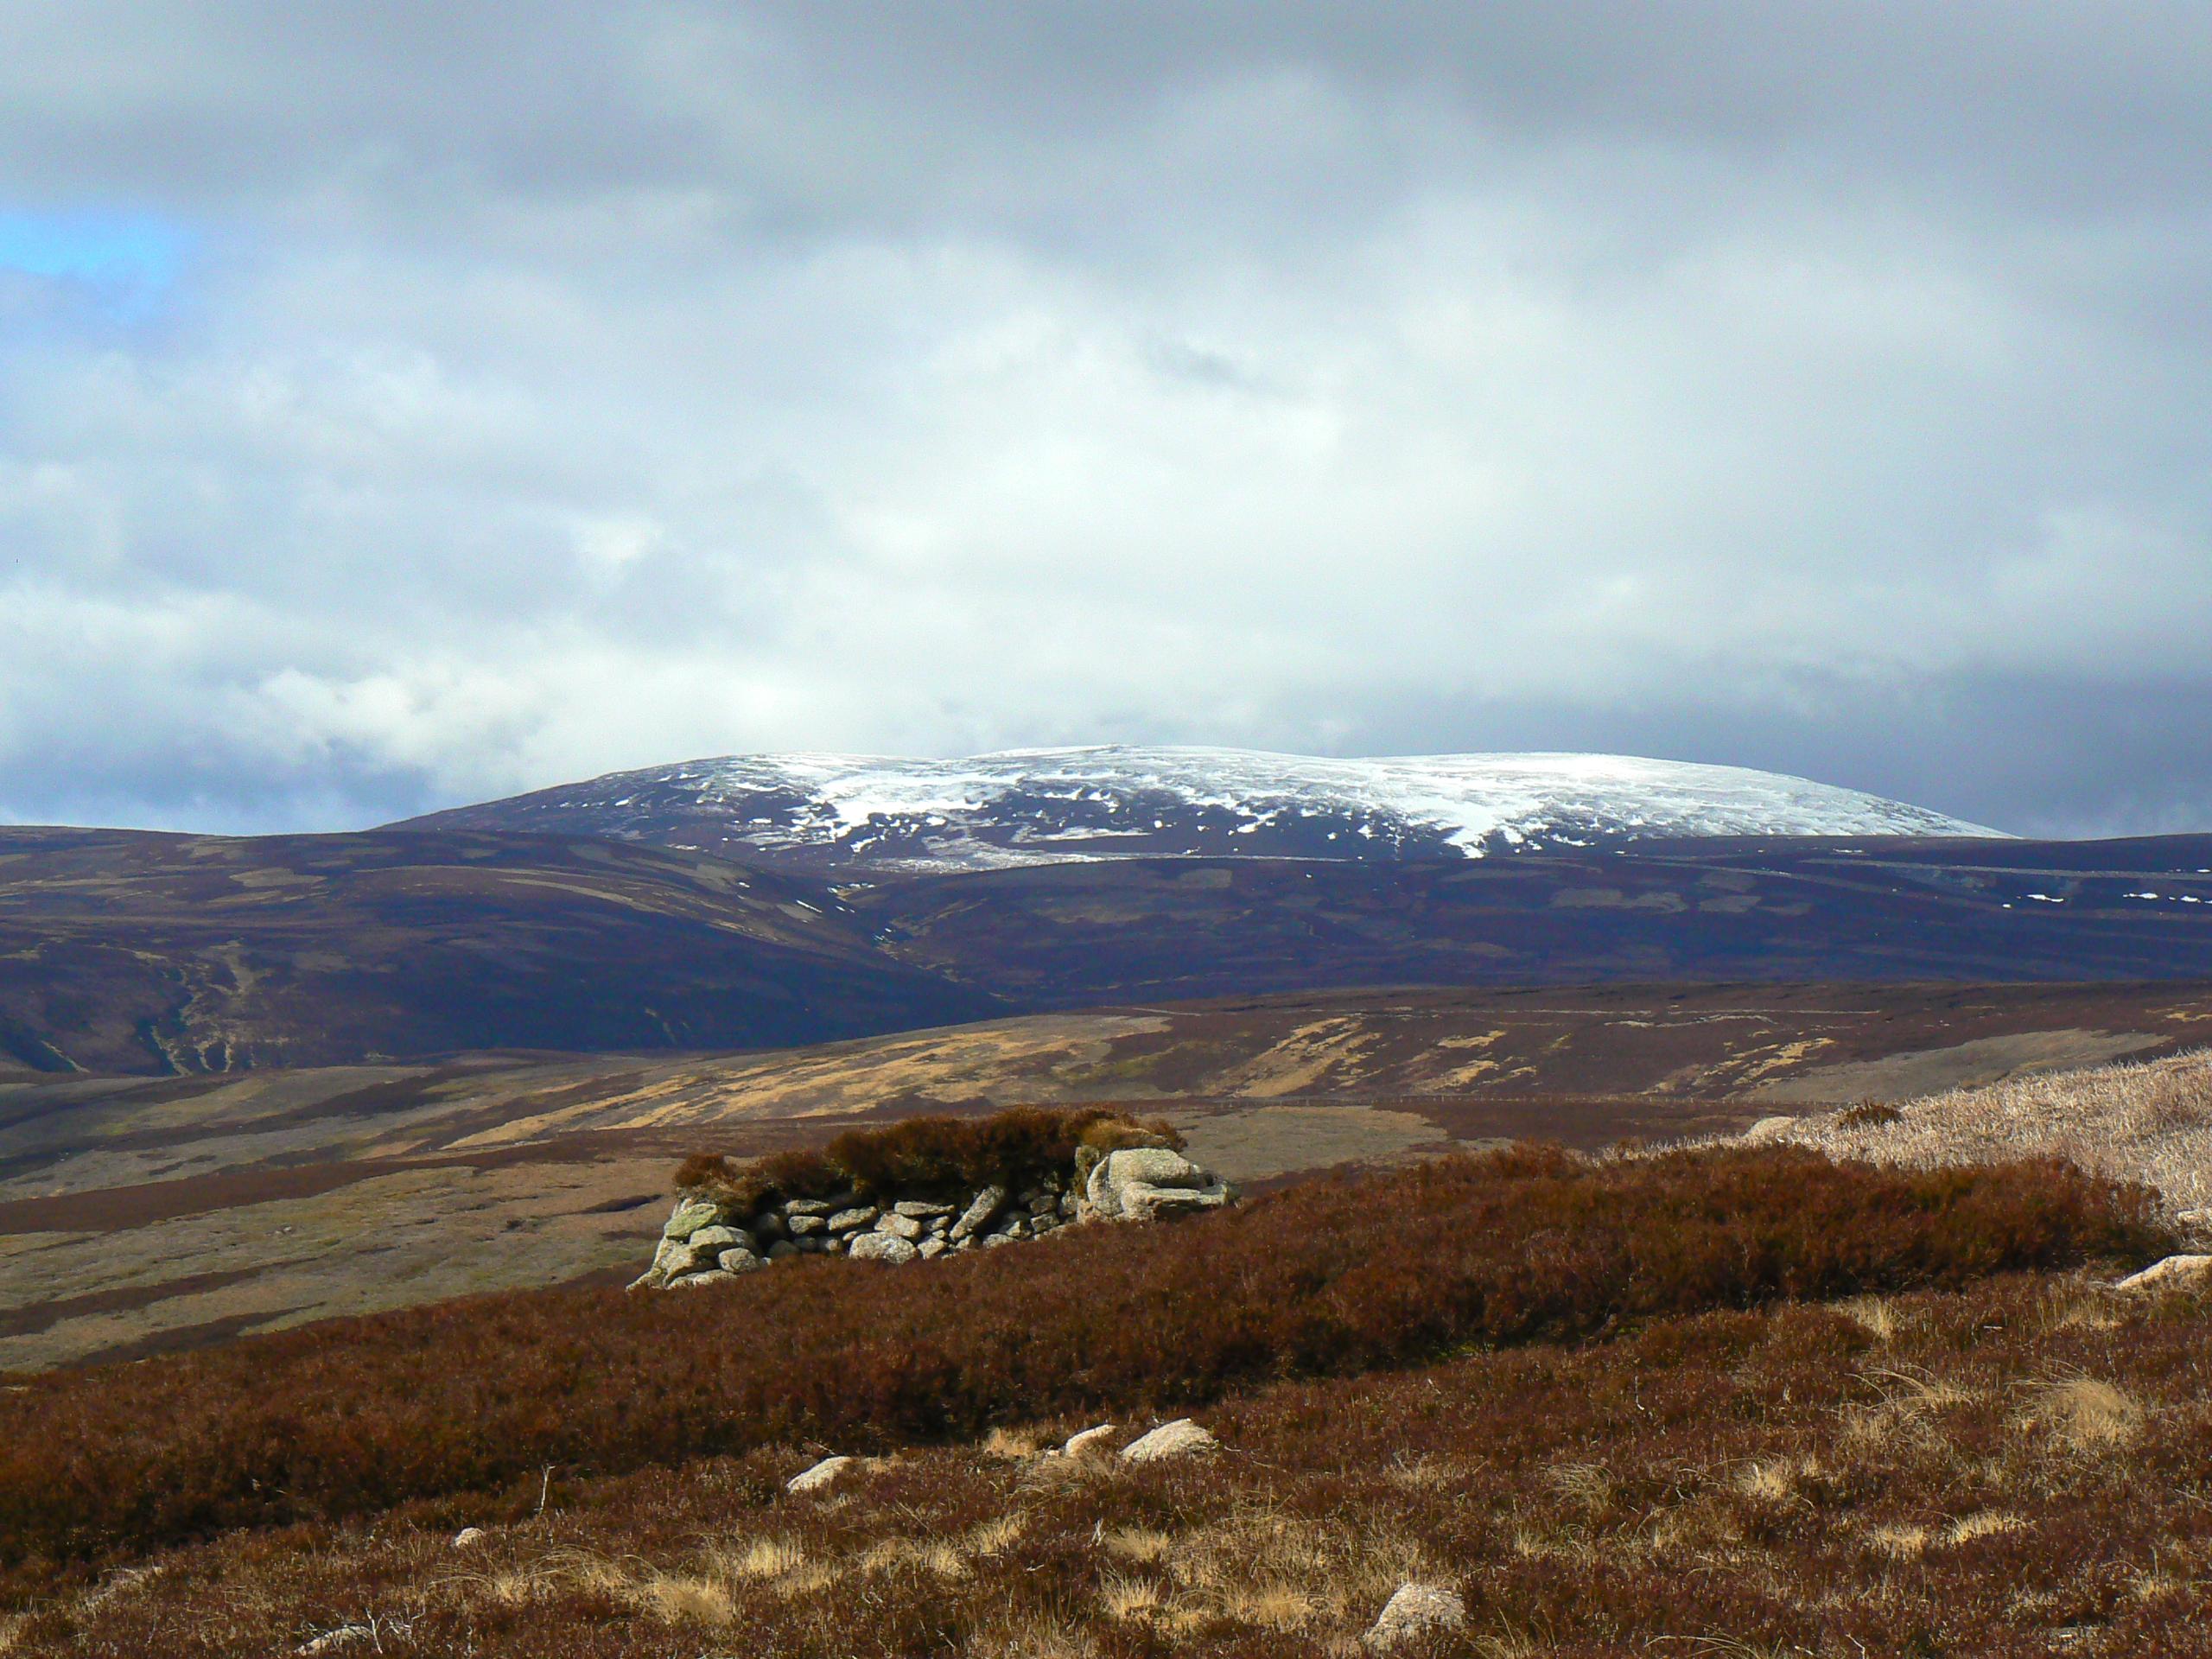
[2,2,2209,839]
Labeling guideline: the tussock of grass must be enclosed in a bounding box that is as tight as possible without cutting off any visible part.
[0,1144,2166,1591]
[1771,1048,2212,1212]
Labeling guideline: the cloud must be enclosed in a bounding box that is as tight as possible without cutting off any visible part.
[0,2,2208,835]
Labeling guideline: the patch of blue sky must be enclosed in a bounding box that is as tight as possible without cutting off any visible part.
[0,209,189,322]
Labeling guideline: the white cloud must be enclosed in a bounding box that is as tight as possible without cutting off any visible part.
[0,3,2208,833]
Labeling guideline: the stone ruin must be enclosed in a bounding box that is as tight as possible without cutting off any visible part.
[632,1135,1236,1291]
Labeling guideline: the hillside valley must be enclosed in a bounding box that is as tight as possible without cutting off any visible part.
[3,979,2206,1371]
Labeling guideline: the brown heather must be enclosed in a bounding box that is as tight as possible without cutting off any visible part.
[0,1144,2165,1601]
[675,1106,1185,1207]
[15,1268,2212,1655]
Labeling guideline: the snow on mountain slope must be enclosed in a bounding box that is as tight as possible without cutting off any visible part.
[396,747,2008,878]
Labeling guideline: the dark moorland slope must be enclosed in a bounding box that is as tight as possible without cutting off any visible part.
[0,827,991,1077]
[9,823,2212,1077]
[852,834,2212,1006]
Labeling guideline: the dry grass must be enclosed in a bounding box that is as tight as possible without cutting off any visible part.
[1768,1048,2212,1212]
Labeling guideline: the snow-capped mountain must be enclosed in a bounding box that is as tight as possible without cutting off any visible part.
[395,747,2007,878]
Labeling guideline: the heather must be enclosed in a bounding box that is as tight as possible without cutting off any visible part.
[0,1144,2166,1591]
[15,1268,2212,1656]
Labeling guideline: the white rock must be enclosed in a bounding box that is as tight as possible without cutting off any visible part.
[876,1211,925,1241]
[2114,1253,2212,1293]
[1060,1422,1118,1459]
[894,1199,955,1217]
[450,1527,486,1549]
[786,1454,855,1495]
[783,1195,851,1217]
[1103,1147,1206,1191]
[980,1233,1015,1249]
[826,1205,880,1234]
[785,1213,827,1236]
[717,1247,767,1274]
[1117,1180,1233,1224]
[670,1268,738,1288]
[1119,1419,1218,1464]
[1363,1583,1467,1651]
[848,1232,919,1264]
[916,1237,947,1260]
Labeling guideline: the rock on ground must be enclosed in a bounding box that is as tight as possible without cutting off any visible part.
[1363,1583,1467,1651]
[1119,1418,1218,1463]
[786,1455,854,1495]
[2115,1253,2212,1293]
[1059,1422,1118,1459]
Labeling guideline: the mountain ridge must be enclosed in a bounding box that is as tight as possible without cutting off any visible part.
[391,746,2007,878]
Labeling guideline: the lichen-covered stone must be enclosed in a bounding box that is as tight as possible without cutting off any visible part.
[662,1198,723,1239]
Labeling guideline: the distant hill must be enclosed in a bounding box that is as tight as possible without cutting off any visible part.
[0,827,990,1077]
[7,817,2212,1077]
[390,746,2005,875]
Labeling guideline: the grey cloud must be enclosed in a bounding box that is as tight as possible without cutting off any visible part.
[0,3,2208,835]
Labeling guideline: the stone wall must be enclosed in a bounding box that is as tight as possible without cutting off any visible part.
[632,1145,1234,1290]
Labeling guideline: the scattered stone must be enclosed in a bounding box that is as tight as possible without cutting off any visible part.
[793,1235,825,1254]
[2115,1253,2212,1293]
[916,1236,947,1260]
[1060,1422,1118,1459]
[766,1239,802,1262]
[849,1232,919,1265]
[685,1224,749,1255]
[980,1233,1014,1249]
[1119,1419,1218,1463]
[717,1247,767,1274]
[894,1199,955,1217]
[1363,1583,1467,1652]
[450,1527,486,1549]
[671,1268,739,1288]
[823,1236,846,1255]
[826,1206,880,1234]
[1058,1192,1082,1218]
[875,1211,925,1241]
[950,1185,1007,1242]
[785,1213,827,1236]
[749,1210,789,1240]
[786,1455,854,1495]
[783,1195,851,1217]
